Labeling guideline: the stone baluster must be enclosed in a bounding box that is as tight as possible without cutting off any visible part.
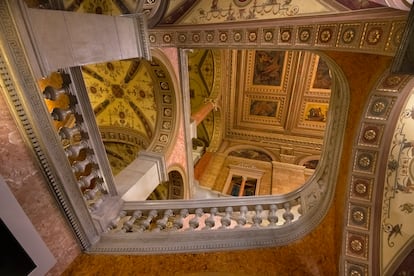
[203,207,217,230]
[220,206,233,229]
[51,107,73,121]
[107,210,127,231]
[78,168,100,190]
[65,140,89,159]
[236,206,248,228]
[268,204,279,227]
[84,183,103,202]
[188,208,204,231]
[173,209,189,231]
[88,198,104,212]
[139,210,158,232]
[155,209,173,232]
[43,86,68,101]
[252,205,263,227]
[283,202,294,224]
[59,125,82,143]
[72,155,94,176]
[122,210,142,232]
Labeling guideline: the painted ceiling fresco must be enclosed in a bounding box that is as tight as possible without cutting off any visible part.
[382,88,414,273]
[227,50,331,147]
[81,59,157,175]
[188,49,215,113]
[62,0,138,15]
[188,49,217,147]
[161,0,387,25]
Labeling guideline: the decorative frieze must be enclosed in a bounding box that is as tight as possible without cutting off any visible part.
[149,10,406,56]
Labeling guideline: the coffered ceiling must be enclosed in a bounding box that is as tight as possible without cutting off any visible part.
[189,48,331,159]
[28,0,373,178]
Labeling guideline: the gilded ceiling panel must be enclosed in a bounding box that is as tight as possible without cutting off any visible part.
[227,50,330,144]
[188,49,215,113]
[82,60,157,142]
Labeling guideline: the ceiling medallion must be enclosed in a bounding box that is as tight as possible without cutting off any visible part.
[362,128,377,142]
[348,265,364,276]
[350,270,362,276]
[192,33,200,43]
[160,81,169,90]
[366,27,382,45]
[342,28,355,44]
[233,31,242,42]
[178,33,187,43]
[351,207,367,226]
[163,34,171,43]
[111,84,124,98]
[248,31,257,42]
[370,98,388,116]
[280,29,291,42]
[163,108,172,117]
[347,234,367,257]
[319,28,332,43]
[299,29,311,42]
[384,75,402,88]
[219,32,228,42]
[263,30,273,42]
[155,69,165,78]
[206,32,214,42]
[163,95,171,104]
[350,239,363,252]
[159,134,168,143]
[357,154,372,169]
[149,34,156,43]
[352,210,364,223]
[162,121,171,130]
[355,182,367,195]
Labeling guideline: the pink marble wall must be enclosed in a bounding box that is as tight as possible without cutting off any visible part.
[0,89,80,275]
[160,48,188,174]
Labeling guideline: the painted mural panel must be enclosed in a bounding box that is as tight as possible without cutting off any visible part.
[253,51,285,86]
[176,0,339,24]
[312,58,332,90]
[249,100,278,117]
[381,90,414,273]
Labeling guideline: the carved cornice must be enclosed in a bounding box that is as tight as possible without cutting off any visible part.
[149,8,407,56]
[99,126,150,148]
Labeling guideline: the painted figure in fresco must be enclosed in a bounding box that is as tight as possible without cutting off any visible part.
[306,107,325,121]
[387,223,403,247]
[250,100,277,117]
[312,59,332,90]
[400,203,414,214]
[254,51,284,86]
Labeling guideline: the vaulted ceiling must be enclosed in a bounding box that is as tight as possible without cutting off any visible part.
[28,0,393,181]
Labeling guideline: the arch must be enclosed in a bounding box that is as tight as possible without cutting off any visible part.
[144,49,180,156]
[297,155,320,168]
[167,165,189,199]
[341,73,414,275]
[222,144,279,161]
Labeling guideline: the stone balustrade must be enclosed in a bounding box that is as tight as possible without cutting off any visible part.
[45,71,110,210]
[105,196,302,234]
